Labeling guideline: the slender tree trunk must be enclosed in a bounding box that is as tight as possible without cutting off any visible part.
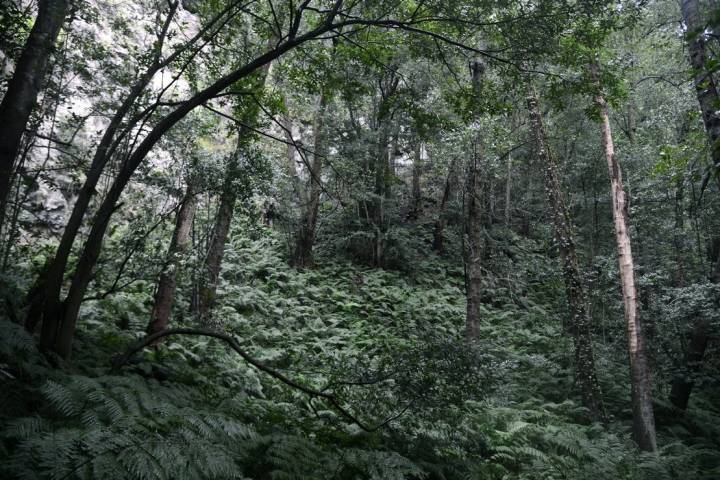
[465,140,484,343]
[198,52,274,315]
[29,2,180,341]
[292,93,327,268]
[49,164,131,358]
[147,180,198,336]
[410,141,423,220]
[280,112,307,206]
[0,0,70,215]
[432,159,456,252]
[527,87,606,421]
[198,132,247,321]
[668,0,717,411]
[43,8,347,359]
[596,92,657,452]
[465,59,486,343]
[504,153,512,227]
[682,0,720,173]
[669,317,711,410]
[672,178,686,287]
[367,120,390,267]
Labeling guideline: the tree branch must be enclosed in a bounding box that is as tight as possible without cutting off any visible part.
[112,327,408,431]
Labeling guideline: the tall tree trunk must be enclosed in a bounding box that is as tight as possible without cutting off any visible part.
[198,131,247,321]
[465,58,486,343]
[669,239,719,409]
[504,153,512,227]
[0,0,70,215]
[527,87,606,421]
[432,159,456,253]
[596,92,657,452]
[280,111,307,207]
[29,1,180,341]
[198,51,274,316]
[147,180,198,336]
[372,122,390,267]
[293,93,327,268]
[682,0,720,174]
[41,6,349,359]
[669,317,711,410]
[668,0,717,411]
[410,141,423,220]
[672,177,686,287]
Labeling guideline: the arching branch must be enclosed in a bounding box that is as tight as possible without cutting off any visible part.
[112,327,405,432]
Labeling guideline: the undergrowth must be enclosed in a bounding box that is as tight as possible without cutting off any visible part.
[1,227,718,479]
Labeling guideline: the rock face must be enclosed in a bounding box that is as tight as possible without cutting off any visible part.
[20,163,76,239]
[182,0,201,14]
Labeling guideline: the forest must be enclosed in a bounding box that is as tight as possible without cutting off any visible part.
[0,0,718,478]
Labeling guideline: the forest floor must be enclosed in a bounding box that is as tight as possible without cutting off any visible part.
[1,228,719,479]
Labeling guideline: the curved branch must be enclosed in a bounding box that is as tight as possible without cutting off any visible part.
[112,327,403,432]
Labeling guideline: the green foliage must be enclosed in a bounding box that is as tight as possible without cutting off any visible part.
[5,222,719,478]
[3,0,720,478]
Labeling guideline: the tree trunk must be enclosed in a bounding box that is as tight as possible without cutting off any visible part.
[198,132,247,321]
[669,317,711,410]
[198,48,275,317]
[410,141,423,220]
[596,92,657,452]
[672,177,686,287]
[527,87,606,421]
[372,122,390,267]
[668,0,717,411]
[292,93,327,268]
[432,159,456,253]
[682,0,720,173]
[29,2,180,341]
[504,153,512,227]
[465,59,486,343]
[41,8,351,359]
[147,180,198,336]
[0,0,70,215]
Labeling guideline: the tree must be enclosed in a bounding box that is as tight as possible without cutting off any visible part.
[432,158,457,253]
[681,0,720,181]
[291,93,328,268]
[595,81,657,452]
[0,0,70,218]
[526,85,606,421]
[669,0,718,412]
[464,58,486,343]
[198,127,257,321]
[38,2,486,357]
[31,0,189,346]
[147,177,198,336]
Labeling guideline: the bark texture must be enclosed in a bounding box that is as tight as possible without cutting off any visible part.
[669,317,711,410]
[147,181,198,336]
[0,0,70,214]
[597,93,657,452]
[432,159,456,252]
[31,1,180,346]
[292,93,327,268]
[682,0,720,173]
[668,0,717,411]
[410,142,423,219]
[198,132,247,321]
[527,87,606,421]
[465,58,486,343]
